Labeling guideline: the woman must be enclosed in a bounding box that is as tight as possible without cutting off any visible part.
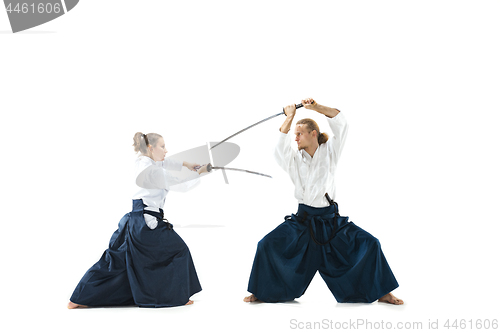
[68,132,209,308]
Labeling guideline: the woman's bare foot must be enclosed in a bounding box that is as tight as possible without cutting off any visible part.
[378,292,404,305]
[243,294,259,302]
[185,300,194,305]
[67,301,88,309]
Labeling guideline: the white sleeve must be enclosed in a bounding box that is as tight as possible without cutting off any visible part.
[163,158,183,171]
[274,131,296,173]
[135,157,200,191]
[166,172,200,192]
[326,112,349,162]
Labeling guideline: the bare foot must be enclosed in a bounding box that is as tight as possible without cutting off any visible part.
[185,300,194,305]
[67,301,88,309]
[378,292,404,305]
[243,294,259,302]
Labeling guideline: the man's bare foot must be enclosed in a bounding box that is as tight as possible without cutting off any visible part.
[186,300,194,305]
[243,294,259,302]
[378,292,404,305]
[67,301,88,309]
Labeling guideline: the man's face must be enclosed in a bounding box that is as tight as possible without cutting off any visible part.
[294,124,316,151]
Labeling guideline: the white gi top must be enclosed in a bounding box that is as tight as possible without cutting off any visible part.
[274,112,349,208]
[132,155,200,229]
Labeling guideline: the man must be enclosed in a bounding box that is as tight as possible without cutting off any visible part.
[243,98,403,305]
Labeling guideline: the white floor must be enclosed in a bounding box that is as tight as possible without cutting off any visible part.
[2,1,500,332]
[4,192,500,333]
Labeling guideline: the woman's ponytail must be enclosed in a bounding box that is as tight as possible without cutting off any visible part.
[133,132,162,155]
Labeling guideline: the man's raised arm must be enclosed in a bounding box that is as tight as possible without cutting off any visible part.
[302,97,340,118]
[279,104,297,133]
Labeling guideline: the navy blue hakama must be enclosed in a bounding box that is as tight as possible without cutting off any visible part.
[247,203,399,303]
[70,199,202,307]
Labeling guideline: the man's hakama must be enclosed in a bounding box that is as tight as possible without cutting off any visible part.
[247,203,398,303]
[70,199,202,308]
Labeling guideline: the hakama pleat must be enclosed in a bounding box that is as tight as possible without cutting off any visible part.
[70,199,201,307]
[247,204,398,303]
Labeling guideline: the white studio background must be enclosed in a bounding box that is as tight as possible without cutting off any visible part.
[1,1,499,332]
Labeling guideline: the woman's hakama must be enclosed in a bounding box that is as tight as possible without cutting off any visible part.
[70,199,201,308]
[247,203,399,303]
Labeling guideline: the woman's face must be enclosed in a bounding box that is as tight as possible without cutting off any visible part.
[150,137,168,161]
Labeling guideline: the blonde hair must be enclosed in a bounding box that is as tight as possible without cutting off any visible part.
[296,118,329,145]
[132,132,162,155]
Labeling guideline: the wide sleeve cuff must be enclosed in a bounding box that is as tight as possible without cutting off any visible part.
[326,111,347,129]
[325,111,349,161]
[274,131,295,171]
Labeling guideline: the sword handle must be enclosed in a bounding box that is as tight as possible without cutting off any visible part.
[193,163,213,172]
[282,103,304,113]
